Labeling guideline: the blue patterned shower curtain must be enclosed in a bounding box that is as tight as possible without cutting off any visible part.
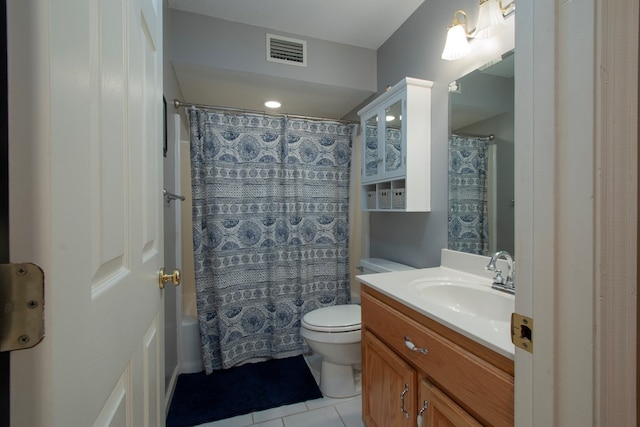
[448,135,489,255]
[189,109,353,372]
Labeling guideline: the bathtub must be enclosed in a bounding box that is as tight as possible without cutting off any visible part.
[180,294,204,374]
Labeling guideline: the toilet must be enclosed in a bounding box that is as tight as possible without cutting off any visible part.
[300,258,415,398]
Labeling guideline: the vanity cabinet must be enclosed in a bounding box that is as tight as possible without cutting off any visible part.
[419,380,481,427]
[362,330,416,427]
[358,77,432,212]
[361,287,514,427]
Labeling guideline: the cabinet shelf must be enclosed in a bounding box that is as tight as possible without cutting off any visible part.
[363,180,407,211]
[358,77,432,212]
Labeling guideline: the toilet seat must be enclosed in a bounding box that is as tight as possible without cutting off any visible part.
[302,305,361,333]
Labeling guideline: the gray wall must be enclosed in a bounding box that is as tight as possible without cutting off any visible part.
[170,10,377,93]
[370,1,514,268]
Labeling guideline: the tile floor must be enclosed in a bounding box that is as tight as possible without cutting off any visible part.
[193,395,364,427]
[191,354,365,427]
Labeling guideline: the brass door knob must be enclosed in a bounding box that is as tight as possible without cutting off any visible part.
[159,268,181,289]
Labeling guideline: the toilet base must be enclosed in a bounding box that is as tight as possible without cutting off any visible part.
[319,360,359,399]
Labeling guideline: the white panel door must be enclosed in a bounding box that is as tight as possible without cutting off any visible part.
[7,0,164,425]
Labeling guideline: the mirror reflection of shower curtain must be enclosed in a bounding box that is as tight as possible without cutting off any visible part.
[448,135,490,255]
[487,143,497,254]
[189,108,354,372]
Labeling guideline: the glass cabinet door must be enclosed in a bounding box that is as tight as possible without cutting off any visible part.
[364,114,379,179]
[384,100,403,175]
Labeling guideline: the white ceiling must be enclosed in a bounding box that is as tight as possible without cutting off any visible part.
[167,0,426,120]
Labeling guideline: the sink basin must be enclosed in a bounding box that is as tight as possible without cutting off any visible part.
[357,266,517,357]
[409,278,513,323]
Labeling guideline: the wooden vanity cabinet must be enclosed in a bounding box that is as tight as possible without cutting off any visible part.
[361,287,514,427]
[419,380,482,427]
[362,330,416,427]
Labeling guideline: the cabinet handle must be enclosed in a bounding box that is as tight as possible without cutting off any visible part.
[417,400,429,427]
[404,336,428,355]
[400,384,410,419]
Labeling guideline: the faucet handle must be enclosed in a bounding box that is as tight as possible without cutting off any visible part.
[492,271,505,285]
[485,261,504,285]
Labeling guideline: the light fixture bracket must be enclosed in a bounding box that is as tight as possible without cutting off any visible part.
[478,0,515,15]
[448,10,469,32]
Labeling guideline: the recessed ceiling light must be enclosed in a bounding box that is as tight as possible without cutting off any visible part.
[264,100,281,109]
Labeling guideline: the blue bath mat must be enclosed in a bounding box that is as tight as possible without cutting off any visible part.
[166,355,323,427]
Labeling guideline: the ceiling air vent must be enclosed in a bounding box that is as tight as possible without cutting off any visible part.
[267,33,307,67]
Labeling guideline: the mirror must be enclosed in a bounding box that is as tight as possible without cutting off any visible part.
[448,51,515,256]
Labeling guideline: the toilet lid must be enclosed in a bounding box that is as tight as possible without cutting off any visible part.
[302,305,361,333]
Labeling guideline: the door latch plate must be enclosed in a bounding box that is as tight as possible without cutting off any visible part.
[511,312,533,353]
[0,263,45,352]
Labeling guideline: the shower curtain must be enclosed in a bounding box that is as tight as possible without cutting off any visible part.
[189,109,354,372]
[448,134,489,255]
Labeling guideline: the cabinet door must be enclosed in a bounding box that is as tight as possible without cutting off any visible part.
[384,99,404,176]
[418,380,481,427]
[363,114,379,180]
[362,96,406,184]
[362,329,416,427]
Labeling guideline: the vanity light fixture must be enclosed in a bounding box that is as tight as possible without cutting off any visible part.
[441,1,515,61]
[441,10,471,61]
[264,100,281,109]
[475,0,507,39]
[386,115,395,122]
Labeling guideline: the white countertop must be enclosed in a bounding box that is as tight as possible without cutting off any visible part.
[357,265,515,360]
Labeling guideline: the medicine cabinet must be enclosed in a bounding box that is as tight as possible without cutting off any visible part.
[358,77,432,211]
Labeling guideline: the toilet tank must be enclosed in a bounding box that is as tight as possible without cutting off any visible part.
[359,258,415,274]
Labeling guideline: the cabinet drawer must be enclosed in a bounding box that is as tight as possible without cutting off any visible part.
[361,292,514,427]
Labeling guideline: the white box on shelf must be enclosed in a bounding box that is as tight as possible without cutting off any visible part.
[392,188,405,209]
[366,191,376,209]
[378,190,391,209]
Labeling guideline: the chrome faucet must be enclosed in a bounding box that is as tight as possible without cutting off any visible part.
[486,251,515,294]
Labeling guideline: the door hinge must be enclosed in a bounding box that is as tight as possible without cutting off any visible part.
[0,263,45,352]
[511,312,533,353]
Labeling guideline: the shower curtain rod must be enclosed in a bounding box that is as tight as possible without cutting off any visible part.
[452,132,495,140]
[173,99,359,125]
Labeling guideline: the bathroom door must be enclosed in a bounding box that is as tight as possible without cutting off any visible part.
[7,0,165,425]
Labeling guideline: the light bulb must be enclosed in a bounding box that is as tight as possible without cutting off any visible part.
[442,24,471,60]
[264,100,281,109]
[475,0,507,39]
